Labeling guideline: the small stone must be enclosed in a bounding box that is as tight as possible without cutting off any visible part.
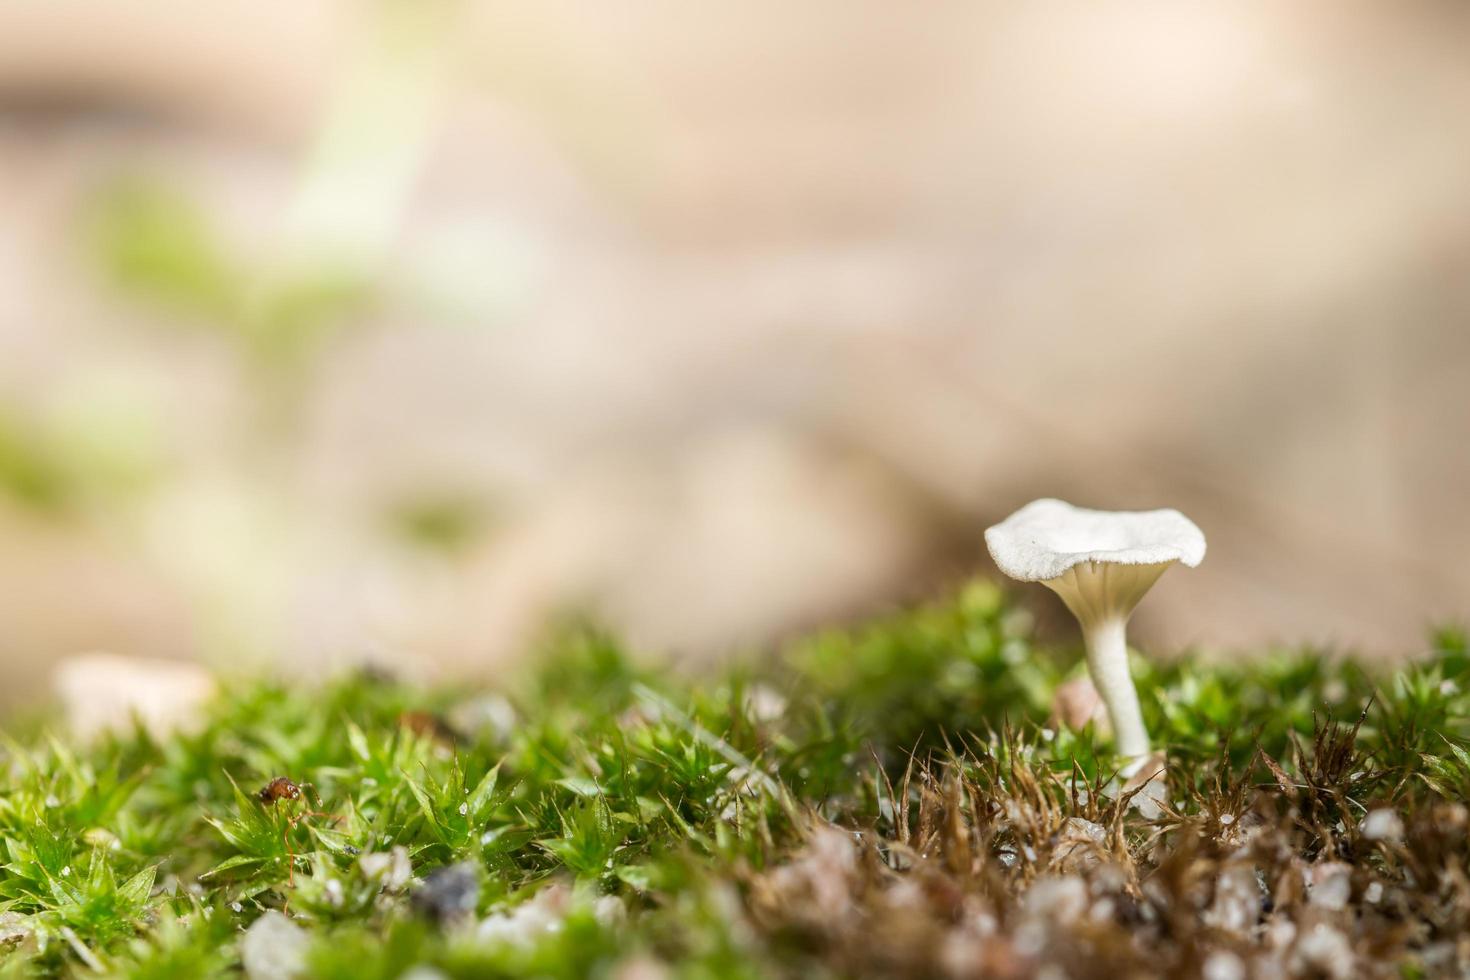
[1292,923,1355,980]
[413,863,480,925]
[941,933,1024,979]
[1204,864,1263,934]
[1307,862,1352,911]
[1433,803,1468,832]
[1050,676,1107,732]
[1061,816,1107,844]
[476,883,571,948]
[241,911,310,980]
[762,826,860,923]
[1421,941,1458,970]
[1022,876,1089,927]
[1265,916,1296,951]
[83,828,121,850]
[1105,751,1168,820]
[360,845,412,892]
[1202,951,1245,980]
[1361,808,1404,842]
[54,652,215,741]
[612,955,670,980]
[743,684,788,723]
[882,879,926,912]
[0,912,36,953]
[398,969,449,980]
[593,894,626,926]
[447,694,517,741]
[1052,817,1108,871]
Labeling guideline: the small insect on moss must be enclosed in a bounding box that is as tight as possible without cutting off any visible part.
[254,776,339,894]
[256,776,305,805]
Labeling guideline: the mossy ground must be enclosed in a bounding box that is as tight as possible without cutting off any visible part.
[0,581,1467,978]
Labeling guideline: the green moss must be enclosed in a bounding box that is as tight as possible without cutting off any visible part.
[0,582,1466,976]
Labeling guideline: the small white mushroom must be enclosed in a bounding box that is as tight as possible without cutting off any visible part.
[985,499,1205,762]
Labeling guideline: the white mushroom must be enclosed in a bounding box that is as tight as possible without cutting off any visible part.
[984,499,1205,762]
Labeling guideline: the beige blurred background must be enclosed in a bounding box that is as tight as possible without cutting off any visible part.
[1,0,1468,707]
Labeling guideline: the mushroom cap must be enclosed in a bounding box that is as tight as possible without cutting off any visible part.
[984,498,1206,583]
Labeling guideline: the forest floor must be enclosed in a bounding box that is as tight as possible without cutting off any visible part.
[0,580,1466,978]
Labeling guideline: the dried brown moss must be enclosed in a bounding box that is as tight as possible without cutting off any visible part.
[742,721,1469,979]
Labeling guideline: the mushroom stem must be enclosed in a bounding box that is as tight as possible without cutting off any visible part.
[1043,561,1169,762]
[1082,617,1150,760]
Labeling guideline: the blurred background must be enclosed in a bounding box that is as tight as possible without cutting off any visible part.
[2,0,1468,708]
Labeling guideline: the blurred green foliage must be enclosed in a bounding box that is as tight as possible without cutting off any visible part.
[0,395,161,516]
[0,408,71,513]
[84,176,371,381]
[384,492,492,556]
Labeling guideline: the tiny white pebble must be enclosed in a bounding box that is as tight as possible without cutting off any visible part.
[1308,863,1352,911]
[399,969,450,980]
[1294,922,1354,976]
[1364,881,1384,904]
[1219,813,1235,826]
[241,910,310,980]
[1202,951,1246,980]
[1362,809,1405,842]
[458,802,469,816]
